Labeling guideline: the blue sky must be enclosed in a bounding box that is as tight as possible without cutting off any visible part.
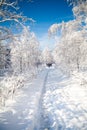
[19,0,74,49]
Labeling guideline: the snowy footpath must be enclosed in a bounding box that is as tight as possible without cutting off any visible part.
[0,68,87,130]
[0,69,49,130]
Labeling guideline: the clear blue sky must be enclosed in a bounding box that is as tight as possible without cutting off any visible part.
[19,0,74,49]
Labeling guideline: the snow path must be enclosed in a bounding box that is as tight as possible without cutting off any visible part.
[0,69,49,130]
[33,69,49,130]
[0,68,87,130]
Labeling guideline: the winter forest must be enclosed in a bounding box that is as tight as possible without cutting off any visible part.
[0,0,87,130]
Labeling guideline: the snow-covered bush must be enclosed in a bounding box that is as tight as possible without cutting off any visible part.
[0,75,25,106]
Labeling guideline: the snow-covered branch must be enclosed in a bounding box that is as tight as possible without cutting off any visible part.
[49,0,87,74]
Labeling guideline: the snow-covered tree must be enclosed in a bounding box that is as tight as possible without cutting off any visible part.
[0,41,5,70]
[42,47,53,65]
[0,0,34,75]
[11,27,40,74]
[49,0,87,74]
[0,0,25,41]
[0,1,39,107]
[67,0,87,24]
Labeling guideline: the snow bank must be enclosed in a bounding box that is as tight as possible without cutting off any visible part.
[0,69,38,109]
[0,75,25,107]
[0,69,48,130]
[43,69,87,130]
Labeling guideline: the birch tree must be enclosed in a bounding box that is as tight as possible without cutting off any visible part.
[0,0,34,74]
[11,27,40,74]
[49,0,87,74]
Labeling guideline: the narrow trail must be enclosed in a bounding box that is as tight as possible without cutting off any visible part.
[0,69,50,130]
[34,69,50,130]
[1,68,87,130]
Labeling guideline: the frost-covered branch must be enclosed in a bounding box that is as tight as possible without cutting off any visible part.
[49,0,87,74]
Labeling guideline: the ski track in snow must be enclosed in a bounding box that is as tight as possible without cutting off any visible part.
[0,68,87,130]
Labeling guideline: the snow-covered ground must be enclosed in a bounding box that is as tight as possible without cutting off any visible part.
[0,69,49,130]
[0,69,38,107]
[0,68,87,130]
[42,69,87,130]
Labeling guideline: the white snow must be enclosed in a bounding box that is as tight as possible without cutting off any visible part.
[0,68,87,130]
[0,69,48,130]
[43,69,87,130]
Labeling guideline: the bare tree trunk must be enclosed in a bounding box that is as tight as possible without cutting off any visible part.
[76,43,80,72]
[77,57,80,72]
[20,56,22,73]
